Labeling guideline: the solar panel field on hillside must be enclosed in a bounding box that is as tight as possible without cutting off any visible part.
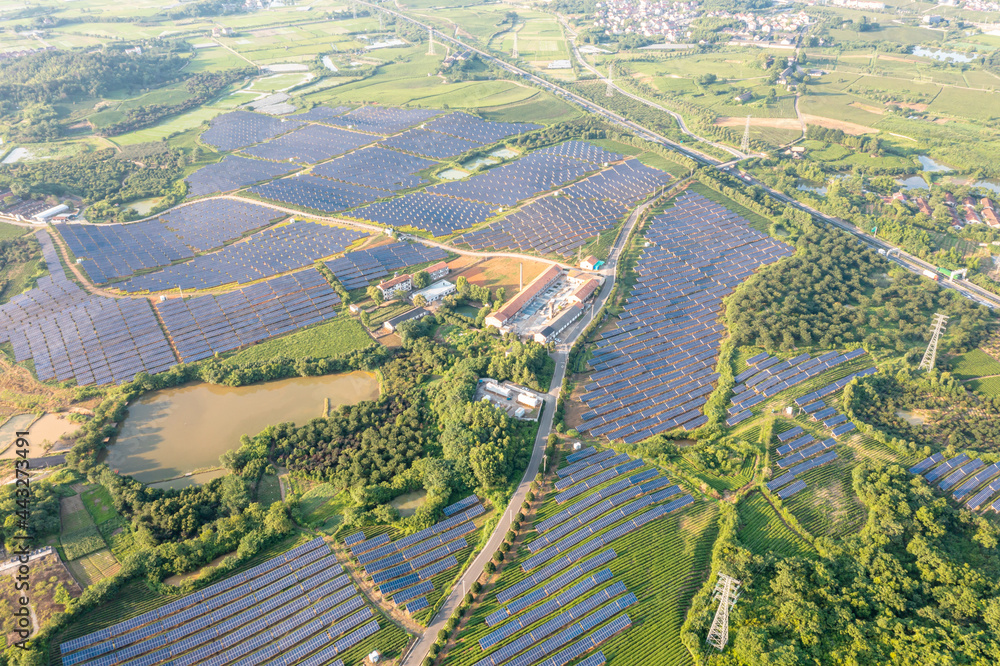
[442,446,709,666]
[578,192,793,444]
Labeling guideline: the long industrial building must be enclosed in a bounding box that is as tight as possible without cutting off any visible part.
[485,264,561,330]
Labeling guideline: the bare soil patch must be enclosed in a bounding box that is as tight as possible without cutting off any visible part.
[849,101,885,115]
[800,114,877,135]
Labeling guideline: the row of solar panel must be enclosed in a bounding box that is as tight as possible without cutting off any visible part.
[535,469,659,535]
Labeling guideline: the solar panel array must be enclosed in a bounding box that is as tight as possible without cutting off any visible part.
[156,269,340,362]
[241,124,377,163]
[119,221,366,292]
[345,497,484,608]
[322,105,441,135]
[565,446,598,464]
[380,127,481,159]
[59,538,388,666]
[55,220,193,284]
[522,482,683,572]
[345,191,496,237]
[0,278,176,386]
[55,199,281,284]
[478,578,624,653]
[578,193,792,444]
[559,159,672,204]
[444,494,482,516]
[474,455,694,666]
[427,152,598,206]
[909,451,1000,512]
[459,192,626,258]
[534,141,624,165]
[535,469,658,534]
[324,241,448,290]
[312,145,436,191]
[292,105,350,122]
[185,155,296,198]
[422,111,541,144]
[727,349,871,426]
[201,111,304,151]
[158,199,281,252]
[251,174,390,214]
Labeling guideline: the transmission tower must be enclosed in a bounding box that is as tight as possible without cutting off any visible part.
[918,312,949,371]
[512,29,519,58]
[427,28,435,55]
[352,2,356,19]
[606,64,614,97]
[740,115,751,154]
[706,573,741,651]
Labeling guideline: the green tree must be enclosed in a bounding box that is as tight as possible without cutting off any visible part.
[413,270,430,289]
[366,285,384,306]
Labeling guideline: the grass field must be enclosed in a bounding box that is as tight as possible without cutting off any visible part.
[224,316,373,364]
[0,222,29,240]
[949,348,1000,380]
[737,491,813,558]
[81,485,118,525]
[66,549,122,588]
[60,494,108,561]
[257,473,282,506]
[297,482,350,531]
[969,376,1000,397]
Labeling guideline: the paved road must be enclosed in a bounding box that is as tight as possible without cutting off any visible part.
[399,192,660,666]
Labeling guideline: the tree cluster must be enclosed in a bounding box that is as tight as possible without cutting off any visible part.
[0,45,188,127]
[715,463,1000,664]
[0,145,187,217]
[849,370,1000,452]
[725,228,992,354]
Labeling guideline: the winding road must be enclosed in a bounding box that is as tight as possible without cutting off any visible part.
[397,187,662,666]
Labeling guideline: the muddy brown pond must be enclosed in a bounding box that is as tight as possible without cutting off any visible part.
[101,372,379,484]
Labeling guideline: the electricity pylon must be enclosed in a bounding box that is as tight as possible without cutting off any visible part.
[918,313,949,371]
[606,64,614,97]
[706,573,740,651]
[427,28,434,55]
[740,116,751,154]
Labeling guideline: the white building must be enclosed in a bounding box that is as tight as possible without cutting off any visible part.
[410,279,455,303]
[34,204,69,222]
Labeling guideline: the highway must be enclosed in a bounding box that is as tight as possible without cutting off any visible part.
[358,0,1000,310]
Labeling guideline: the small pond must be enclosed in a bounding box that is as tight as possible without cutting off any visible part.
[102,372,379,484]
[438,168,469,180]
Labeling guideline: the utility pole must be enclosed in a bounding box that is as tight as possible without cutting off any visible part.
[741,115,751,154]
[918,312,949,371]
[706,573,740,651]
